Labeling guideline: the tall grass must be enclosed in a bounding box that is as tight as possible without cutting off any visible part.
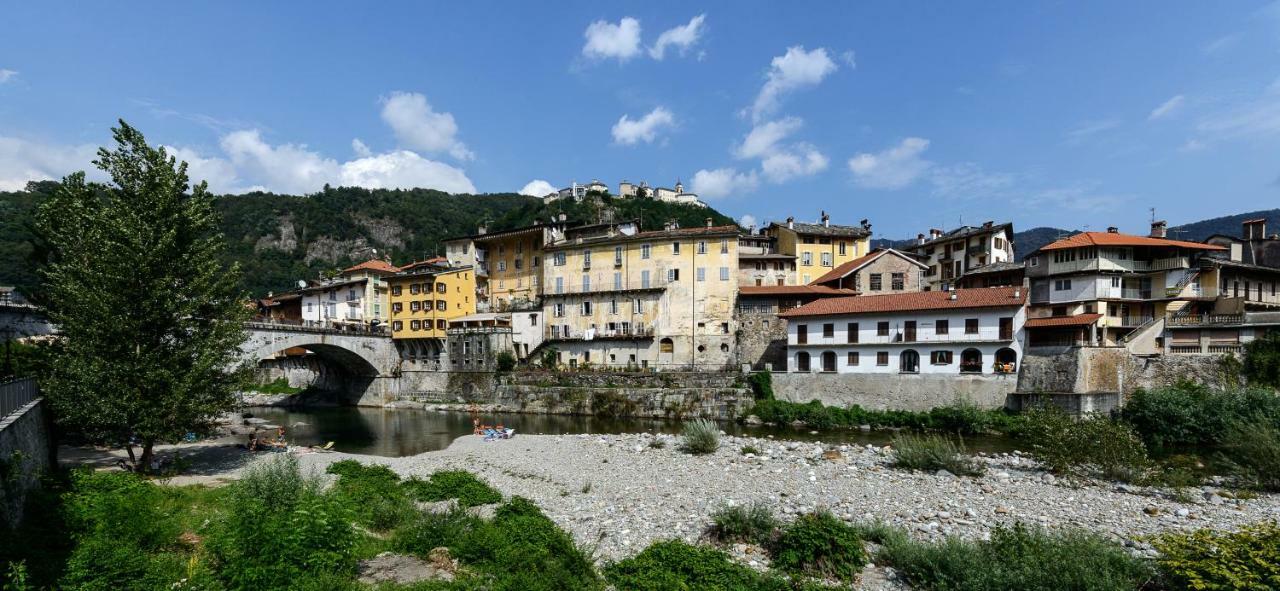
[1222,420,1280,491]
[890,433,984,476]
[767,510,866,582]
[681,419,720,455]
[707,503,778,545]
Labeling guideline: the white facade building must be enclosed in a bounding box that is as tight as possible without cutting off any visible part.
[905,222,1016,291]
[300,278,373,329]
[780,287,1027,375]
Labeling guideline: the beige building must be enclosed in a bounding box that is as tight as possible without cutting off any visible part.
[809,248,927,293]
[737,230,797,286]
[444,220,564,312]
[541,220,740,370]
[764,213,873,285]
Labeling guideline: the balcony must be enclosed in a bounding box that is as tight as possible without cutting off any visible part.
[1166,313,1243,327]
[1150,256,1190,271]
[1114,315,1154,327]
[546,279,669,297]
[1098,287,1151,300]
[544,324,655,342]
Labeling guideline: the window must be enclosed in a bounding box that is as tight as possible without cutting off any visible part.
[410,320,421,330]
[796,325,807,344]
[1029,256,1038,267]
[960,348,982,373]
[821,351,837,372]
[553,303,565,317]
[581,301,593,315]
[533,256,541,267]
[839,241,847,255]
[641,270,651,288]
[614,246,623,266]
[931,350,953,365]
[410,284,420,295]
[720,267,730,281]
[846,322,858,343]
[697,267,706,282]
[821,252,833,267]
[847,352,859,365]
[801,252,812,266]
[900,350,920,373]
[392,285,402,296]
[796,351,811,372]
[965,318,979,334]
[877,321,889,336]
[437,300,446,311]
[870,274,882,291]
[392,321,403,331]
[614,273,622,290]
[892,273,905,290]
[436,319,446,330]
[514,258,523,270]
[437,283,447,294]
[999,317,1014,340]
[823,323,834,338]
[410,301,421,312]
[660,338,674,353]
[876,351,889,366]
[553,252,566,266]
[555,277,564,294]
[583,250,592,268]
[1111,277,1121,288]
[935,319,949,335]
[530,314,537,325]
[641,243,652,259]
[633,298,642,313]
[582,275,590,291]
[721,322,730,334]
[697,241,707,254]
[721,239,729,254]
[668,268,680,282]
[672,241,681,255]
[904,320,917,341]
[497,261,507,272]
[392,302,402,313]
[609,299,618,314]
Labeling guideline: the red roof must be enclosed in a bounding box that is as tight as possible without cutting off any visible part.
[811,249,924,285]
[740,285,858,297]
[1024,314,1102,328]
[1038,231,1226,252]
[778,286,1026,318]
[342,259,401,274]
[399,257,448,272]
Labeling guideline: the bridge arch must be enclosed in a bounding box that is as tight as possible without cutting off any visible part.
[240,326,398,377]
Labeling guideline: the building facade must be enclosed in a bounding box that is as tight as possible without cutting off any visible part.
[444,222,562,313]
[905,222,1015,291]
[764,213,873,285]
[737,230,797,286]
[809,248,927,293]
[386,266,478,359]
[779,287,1027,375]
[541,220,740,370]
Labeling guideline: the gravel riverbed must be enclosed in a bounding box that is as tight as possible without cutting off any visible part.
[294,431,1280,564]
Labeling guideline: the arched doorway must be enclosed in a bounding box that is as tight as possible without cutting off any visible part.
[659,337,674,366]
[900,349,919,373]
[995,348,1017,374]
[795,351,811,372]
[821,351,837,372]
[960,348,983,373]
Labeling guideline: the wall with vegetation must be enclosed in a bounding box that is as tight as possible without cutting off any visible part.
[771,372,1015,411]
[0,397,50,528]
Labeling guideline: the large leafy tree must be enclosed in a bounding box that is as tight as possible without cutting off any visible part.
[36,121,249,470]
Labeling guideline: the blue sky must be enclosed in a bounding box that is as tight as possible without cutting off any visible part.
[2,2,1279,238]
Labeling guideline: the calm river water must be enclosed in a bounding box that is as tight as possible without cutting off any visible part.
[246,406,1020,457]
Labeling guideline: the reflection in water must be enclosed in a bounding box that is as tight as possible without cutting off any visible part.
[247,406,1023,458]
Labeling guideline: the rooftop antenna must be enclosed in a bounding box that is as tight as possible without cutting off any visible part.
[1149,207,1156,224]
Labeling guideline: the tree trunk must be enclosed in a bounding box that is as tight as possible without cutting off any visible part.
[137,439,155,474]
[125,442,137,471]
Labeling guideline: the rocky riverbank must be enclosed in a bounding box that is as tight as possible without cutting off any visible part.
[293,431,1280,563]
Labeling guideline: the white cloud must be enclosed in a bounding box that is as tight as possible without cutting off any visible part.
[749,46,838,122]
[840,51,857,68]
[611,106,677,145]
[1148,95,1185,121]
[649,14,706,60]
[0,135,99,191]
[1065,119,1121,143]
[351,138,372,157]
[1179,138,1206,152]
[379,91,473,160]
[761,144,828,182]
[340,150,475,193]
[929,162,1016,198]
[847,137,932,189]
[161,144,246,194]
[691,167,759,199]
[738,214,757,229]
[519,179,556,197]
[582,17,642,62]
[1196,97,1280,139]
[735,117,803,159]
[0,69,17,84]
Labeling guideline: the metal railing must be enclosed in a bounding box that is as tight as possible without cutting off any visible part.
[0,378,38,421]
[246,320,390,336]
[1166,314,1244,327]
[544,324,656,341]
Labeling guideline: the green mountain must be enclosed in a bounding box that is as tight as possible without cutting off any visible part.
[0,183,735,298]
[1167,209,1280,242]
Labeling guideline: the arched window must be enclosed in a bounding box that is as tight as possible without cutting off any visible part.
[821,351,837,372]
[995,348,1017,374]
[960,348,983,373]
[900,349,920,373]
[660,338,674,353]
[796,351,811,372]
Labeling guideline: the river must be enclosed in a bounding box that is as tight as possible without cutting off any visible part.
[245,406,1021,457]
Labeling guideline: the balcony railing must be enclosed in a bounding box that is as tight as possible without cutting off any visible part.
[1115,315,1155,327]
[1166,313,1244,327]
[1150,256,1190,271]
[547,279,669,296]
[544,324,655,341]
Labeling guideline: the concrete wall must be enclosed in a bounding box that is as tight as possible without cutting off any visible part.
[771,372,1016,411]
[0,396,51,528]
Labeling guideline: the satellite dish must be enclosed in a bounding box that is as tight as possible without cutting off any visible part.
[296,280,307,288]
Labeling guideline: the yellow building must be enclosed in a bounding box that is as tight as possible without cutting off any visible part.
[444,221,559,312]
[386,263,478,359]
[541,219,740,370]
[765,212,873,285]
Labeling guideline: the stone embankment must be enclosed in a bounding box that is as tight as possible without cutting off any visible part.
[296,432,1280,563]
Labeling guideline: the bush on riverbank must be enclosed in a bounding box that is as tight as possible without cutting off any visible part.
[890,433,984,476]
[1118,382,1280,451]
[604,540,792,591]
[707,502,778,545]
[1221,420,1280,492]
[681,419,720,454]
[747,399,1016,435]
[403,469,504,508]
[767,510,866,582]
[1021,406,1150,481]
[1152,520,1280,590]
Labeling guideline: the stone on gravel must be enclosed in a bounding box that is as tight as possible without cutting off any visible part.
[358,552,454,585]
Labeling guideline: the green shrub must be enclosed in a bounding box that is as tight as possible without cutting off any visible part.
[747,371,774,400]
[208,456,356,589]
[926,400,996,435]
[451,496,601,591]
[496,350,517,372]
[249,377,304,395]
[1021,407,1149,481]
[890,433,983,476]
[879,523,1152,591]
[604,540,789,591]
[391,510,483,556]
[1119,382,1280,451]
[326,460,415,531]
[403,470,502,508]
[706,503,777,545]
[59,538,186,591]
[767,510,866,582]
[1221,420,1280,491]
[1243,332,1280,389]
[746,398,1011,434]
[680,419,720,455]
[739,445,759,455]
[61,470,181,550]
[1153,521,1280,591]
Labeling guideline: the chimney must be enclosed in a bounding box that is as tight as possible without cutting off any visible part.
[1243,219,1267,240]
[705,217,713,228]
[821,211,830,227]
[860,219,872,234]
[477,223,487,235]
[930,228,943,239]
[1013,288,1021,299]
[786,216,794,230]
[1107,226,1119,233]
[983,220,994,229]
[917,233,926,245]
[1150,220,1167,238]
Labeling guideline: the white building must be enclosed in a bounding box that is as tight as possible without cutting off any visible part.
[779,286,1027,375]
[904,222,1016,291]
[617,179,708,208]
[300,278,376,330]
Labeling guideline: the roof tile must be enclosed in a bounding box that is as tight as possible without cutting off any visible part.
[778,286,1026,318]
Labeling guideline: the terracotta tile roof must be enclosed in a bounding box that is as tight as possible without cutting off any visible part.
[769,221,870,238]
[342,259,401,274]
[1024,313,1103,328]
[740,285,858,297]
[811,249,926,285]
[1038,231,1226,252]
[778,286,1026,318]
[399,257,448,272]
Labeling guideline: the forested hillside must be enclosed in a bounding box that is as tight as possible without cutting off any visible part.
[0,182,735,297]
[1168,209,1280,242]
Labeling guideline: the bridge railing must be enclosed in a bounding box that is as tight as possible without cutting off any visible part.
[0,378,38,420]
[246,320,389,337]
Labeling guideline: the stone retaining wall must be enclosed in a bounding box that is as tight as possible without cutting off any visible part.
[771,372,1017,411]
[0,398,51,528]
